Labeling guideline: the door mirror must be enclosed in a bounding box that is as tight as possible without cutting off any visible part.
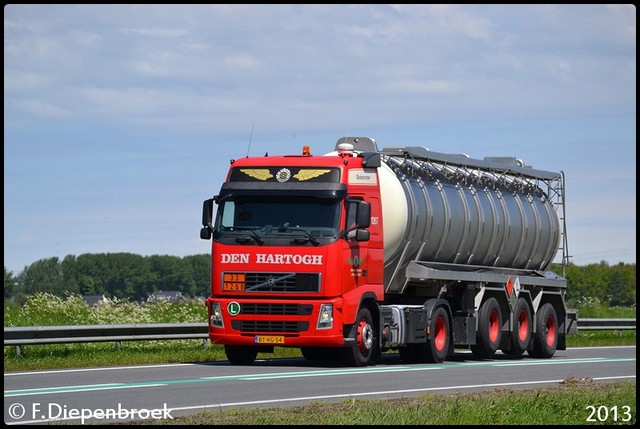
[202,198,214,227]
[201,198,214,240]
[356,201,371,228]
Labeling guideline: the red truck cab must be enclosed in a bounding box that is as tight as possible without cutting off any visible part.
[201,140,384,365]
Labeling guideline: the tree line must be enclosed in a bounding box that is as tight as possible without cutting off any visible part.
[562,261,636,307]
[3,253,636,307]
[4,253,210,304]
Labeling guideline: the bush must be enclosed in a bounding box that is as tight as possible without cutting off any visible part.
[4,292,207,326]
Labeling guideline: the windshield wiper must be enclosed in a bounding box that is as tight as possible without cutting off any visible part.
[232,227,265,245]
[277,222,319,246]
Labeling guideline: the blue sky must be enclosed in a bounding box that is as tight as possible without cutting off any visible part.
[4,4,636,274]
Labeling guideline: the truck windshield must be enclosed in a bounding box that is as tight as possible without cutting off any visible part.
[214,196,341,243]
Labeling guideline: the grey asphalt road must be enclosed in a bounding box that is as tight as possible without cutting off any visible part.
[4,346,636,425]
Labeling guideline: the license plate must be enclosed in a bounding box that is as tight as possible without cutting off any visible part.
[254,335,285,344]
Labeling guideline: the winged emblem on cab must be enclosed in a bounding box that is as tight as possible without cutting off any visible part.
[293,169,331,181]
[240,169,273,181]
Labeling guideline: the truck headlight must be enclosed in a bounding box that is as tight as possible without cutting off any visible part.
[317,304,333,330]
[210,302,224,328]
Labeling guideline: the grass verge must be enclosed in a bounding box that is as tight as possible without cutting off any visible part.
[129,378,636,425]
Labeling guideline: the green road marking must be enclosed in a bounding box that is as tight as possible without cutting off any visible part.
[5,356,635,397]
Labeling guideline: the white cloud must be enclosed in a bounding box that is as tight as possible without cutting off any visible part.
[384,79,458,94]
[3,4,636,272]
[223,54,259,70]
[122,28,189,38]
[14,98,73,118]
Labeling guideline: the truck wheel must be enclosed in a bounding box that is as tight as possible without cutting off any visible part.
[502,297,532,356]
[225,345,258,365]
[399,345,418,363]
[417,305,450,363]
[342,307,376,367]
[301,347,338,362]
[528,303,558,358]
[399,306,450,364]
[471,297,502,358]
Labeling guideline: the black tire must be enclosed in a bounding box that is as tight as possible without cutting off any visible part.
[341,307,376,367]
[528,303,558,359]
[301,347,337,362]
[471,297,502,358]
[225,345,258,365]
[399,345,418,363]
[502,297,532,356]
[414,306,450,363]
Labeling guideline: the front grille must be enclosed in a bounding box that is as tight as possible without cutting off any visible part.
[241,303,313,315]
[230,272,321,292]
[231,320,309,333]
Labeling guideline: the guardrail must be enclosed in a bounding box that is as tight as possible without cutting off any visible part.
[572,318,636,331]
[4,323,209,356]
[3,318,636,356]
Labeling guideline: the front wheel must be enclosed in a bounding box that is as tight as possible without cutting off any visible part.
[225,345,258,365]
[528,303,558,359]
[341,307,376,367]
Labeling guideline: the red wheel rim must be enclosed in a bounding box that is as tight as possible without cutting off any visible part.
[356,318,373,354]
[489,310,499,343]
[518,309,529,341]
[434,316,446,351]
[545,315,556,347]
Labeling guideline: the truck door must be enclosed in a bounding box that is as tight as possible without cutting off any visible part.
[344,198,369,288]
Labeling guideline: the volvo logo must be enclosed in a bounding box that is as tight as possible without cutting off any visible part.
[266,277,276,287]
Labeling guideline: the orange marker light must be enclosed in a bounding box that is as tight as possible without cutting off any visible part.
[302,145,311,156]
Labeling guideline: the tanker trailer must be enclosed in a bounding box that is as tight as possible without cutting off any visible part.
[201,136,575,367]
[334,137,574,364]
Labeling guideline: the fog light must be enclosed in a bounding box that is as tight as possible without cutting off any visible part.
[210,302,223,328]
[317,304,333,330]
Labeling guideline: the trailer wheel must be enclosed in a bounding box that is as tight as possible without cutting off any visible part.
[225,345,258,365]
[528,303,558,358]
[471,297,502,358]
[342,307,376,367]
[502,297,532,356]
